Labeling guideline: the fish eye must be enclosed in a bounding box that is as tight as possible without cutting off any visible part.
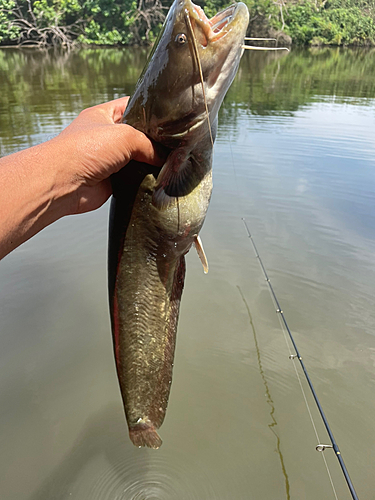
[175,33,187,45]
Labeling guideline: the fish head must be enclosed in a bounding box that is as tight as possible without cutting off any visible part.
[124,0,249,146]
[182,1,250,117]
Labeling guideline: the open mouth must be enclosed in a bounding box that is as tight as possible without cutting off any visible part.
[210,5,237,34]
[188,3,239,46]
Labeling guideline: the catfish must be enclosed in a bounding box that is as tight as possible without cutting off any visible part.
[109,0,249,448]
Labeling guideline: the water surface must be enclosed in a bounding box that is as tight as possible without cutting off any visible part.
[1,47,375,499]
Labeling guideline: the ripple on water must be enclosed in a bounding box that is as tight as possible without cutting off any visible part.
[88,450,218,500]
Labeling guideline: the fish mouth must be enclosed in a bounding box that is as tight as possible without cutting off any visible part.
[186,2,246,46]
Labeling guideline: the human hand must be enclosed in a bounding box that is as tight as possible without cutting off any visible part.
[56,97,165,214]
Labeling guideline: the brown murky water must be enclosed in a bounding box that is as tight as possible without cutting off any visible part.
[1,47,375,499]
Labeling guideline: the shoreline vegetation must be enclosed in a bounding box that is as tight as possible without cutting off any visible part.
[0,0,374,49]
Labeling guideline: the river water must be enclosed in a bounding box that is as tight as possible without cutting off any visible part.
[1,46,375,500]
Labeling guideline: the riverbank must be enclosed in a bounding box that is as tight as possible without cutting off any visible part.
[1,0,375,49]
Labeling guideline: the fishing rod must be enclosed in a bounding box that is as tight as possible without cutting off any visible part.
[242,218,359,500]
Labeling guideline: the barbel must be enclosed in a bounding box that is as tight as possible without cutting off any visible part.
[242,45,289,51]
[242,36,290,51]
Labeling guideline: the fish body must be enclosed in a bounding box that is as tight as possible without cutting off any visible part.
[109,0,249,448]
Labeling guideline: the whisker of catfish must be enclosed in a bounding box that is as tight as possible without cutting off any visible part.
[184,12,214,147]
[242,45,290,52]
[244,37,277,41]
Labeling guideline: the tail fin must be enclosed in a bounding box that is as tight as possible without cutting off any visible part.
[129,419,162,449]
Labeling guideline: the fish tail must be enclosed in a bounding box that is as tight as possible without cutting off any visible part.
[129,420,162,449]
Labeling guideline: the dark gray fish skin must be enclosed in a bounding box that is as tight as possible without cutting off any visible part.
[108,0,249,449]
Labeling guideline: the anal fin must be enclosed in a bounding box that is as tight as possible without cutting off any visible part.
[194,235,208,274]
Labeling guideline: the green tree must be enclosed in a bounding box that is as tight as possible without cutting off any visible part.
[0,0,375,47]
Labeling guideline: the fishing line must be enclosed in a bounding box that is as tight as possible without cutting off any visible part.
[241,217,359,500]
[221,35,357,499]
[223,70,358,497]
[226,133,336,496]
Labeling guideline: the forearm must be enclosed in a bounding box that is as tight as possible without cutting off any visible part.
[0,98,164,260]
[0,138,75,260]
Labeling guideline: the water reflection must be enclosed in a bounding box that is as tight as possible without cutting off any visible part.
[2,46,375,153]
[224,47,375,117]
[1,46,375,499]
[238,286,290,500]
[0,48,149,153]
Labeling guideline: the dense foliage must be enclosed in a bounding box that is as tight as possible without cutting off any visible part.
[0,0,374,47]
[283,0,375,46]
[0,0,171,46]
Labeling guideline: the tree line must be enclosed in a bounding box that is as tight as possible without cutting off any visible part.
[0,0,374,48]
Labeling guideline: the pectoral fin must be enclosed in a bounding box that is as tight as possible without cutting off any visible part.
[194,235,208,274]
[152,149,201,209]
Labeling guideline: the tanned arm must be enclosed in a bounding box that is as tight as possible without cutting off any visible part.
[0,97,164,260]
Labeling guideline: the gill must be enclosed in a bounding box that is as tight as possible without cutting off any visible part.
[184,10,214,148]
